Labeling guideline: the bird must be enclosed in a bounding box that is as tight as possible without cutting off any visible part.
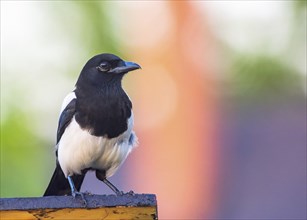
[43,53,141,200]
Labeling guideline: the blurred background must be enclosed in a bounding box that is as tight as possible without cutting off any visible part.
[1,1,306,219]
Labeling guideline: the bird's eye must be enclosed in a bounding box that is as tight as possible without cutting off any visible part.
[97,62,111,72]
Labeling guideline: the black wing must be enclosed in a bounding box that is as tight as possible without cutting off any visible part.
[56,98,77,144]
[44,97,86,196]
[43,163,85,196]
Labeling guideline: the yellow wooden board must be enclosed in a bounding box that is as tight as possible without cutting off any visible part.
[0,206,157,220]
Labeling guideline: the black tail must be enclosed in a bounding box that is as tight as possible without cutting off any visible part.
[44,164,85,196]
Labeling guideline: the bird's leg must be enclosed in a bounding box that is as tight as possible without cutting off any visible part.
[102,178,124,196]
[96,170,123,196]
[67,176,87,205]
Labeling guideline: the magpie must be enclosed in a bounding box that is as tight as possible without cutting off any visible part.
[44,53,141,199]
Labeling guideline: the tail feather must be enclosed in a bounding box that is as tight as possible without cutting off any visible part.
[44,164,85,196]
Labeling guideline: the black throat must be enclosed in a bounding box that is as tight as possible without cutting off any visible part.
[74,77,132,139]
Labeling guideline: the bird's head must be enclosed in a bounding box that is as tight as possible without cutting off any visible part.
[77,53,141,87]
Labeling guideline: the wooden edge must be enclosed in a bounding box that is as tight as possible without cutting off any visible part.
[0,194,157,210]
[0,207,158,220]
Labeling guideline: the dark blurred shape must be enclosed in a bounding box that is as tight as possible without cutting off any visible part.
[218,97,306,219]
[216,54,306,218]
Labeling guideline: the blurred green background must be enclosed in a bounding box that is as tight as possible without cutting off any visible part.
[1,1,123,197]
[1,1,306,219]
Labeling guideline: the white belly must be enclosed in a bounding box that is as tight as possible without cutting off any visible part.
[57,116,137,178]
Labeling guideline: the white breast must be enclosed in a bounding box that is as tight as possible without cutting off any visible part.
[57,114,137,178]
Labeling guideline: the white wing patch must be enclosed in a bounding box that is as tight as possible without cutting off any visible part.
[60,91,76,113]
[57,113,137,178]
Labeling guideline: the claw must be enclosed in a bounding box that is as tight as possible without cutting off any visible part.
[125,190,135,196]
[72,190,87,206]
[68,176,87,206]
[115,190,124,196]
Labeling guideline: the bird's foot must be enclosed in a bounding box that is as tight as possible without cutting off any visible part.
[115,190,124,196]
[115,190,135,196]
[125,190,135,196]
[67,176,87,206]
[72,191,87,206]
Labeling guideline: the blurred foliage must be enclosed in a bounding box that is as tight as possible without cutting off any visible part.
[228,1,306,103]
[49,1,121,62]
[0,109,50,197]
[229,54,303,101]
[1,1,120,197]
[293,0,307,14]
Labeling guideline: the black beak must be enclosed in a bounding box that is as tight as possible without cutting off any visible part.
[109,61,141,74]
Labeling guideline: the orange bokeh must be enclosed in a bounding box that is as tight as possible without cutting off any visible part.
[121,1,219,218]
